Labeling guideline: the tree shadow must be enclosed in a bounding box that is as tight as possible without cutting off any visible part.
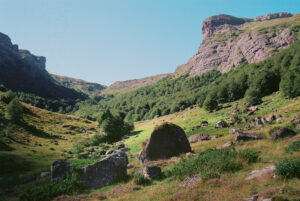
[21,122,60,139]
[0,140,14,151]
[129,130,143,137]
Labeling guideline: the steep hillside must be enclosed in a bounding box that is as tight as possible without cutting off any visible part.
[51,74,106,97]
[103,73,170,94]
[176,12,300,76]
[0,100,99,178]
[0,32,86,100]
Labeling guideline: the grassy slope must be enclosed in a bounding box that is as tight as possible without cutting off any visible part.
[63,93,300,201]
[0,102,99,178]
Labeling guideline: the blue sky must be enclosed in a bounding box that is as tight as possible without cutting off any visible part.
[0,0,299,85]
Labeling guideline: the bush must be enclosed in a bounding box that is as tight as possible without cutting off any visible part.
[0,90,16,104]
[245,88,262,106]
[166,149,259,180]
[5,98,23,122]
[203,93,218,112]
[275,158,300,179]
[280,68,300,98]
[99,110,134,143]
[286,140,300,152]
[133,172,151,186]
[19,177,84,201]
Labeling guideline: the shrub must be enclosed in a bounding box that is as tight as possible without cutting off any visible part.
[275,158,300,179]
[5,98,23,122]
[19,177,84,201]
[245,88,262,106]
[285,140,300,152]
[133,172,151,186]
[0,90,16,104]
[203,93,218,112]
[166,149,259,180]
[280,68,300,98]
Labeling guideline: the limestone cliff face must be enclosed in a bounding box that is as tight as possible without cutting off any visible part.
[176,12,299,76]
[0,32,86,99]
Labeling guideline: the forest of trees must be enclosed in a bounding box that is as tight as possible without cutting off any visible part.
[73,40,300,122]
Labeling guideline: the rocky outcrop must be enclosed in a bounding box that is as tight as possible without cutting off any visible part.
[188,134,210,143]
[142,166,161,180]
[51,160,71,183]
[176,13,297,76]
[0,32,87,99]
[77,150,128,189]
[235,132,263,141]
[270,128,296,139]
[139,122,192,163]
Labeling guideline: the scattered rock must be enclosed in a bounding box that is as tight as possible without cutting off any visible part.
[117,144,125,149]
[235,132,263,141]
[67,150,72,154]
[106,150,114,155]
[242,117,247,122]
[244,195,258,201]
[266,115,276,122]
[229,128,242,134]
[200,121,208,127]
[217,141,233,149]
[77,150,128,189]
[188,134,211,143]
[215,120,228,128]
[51,160,71,183]
[142,166,161,180]
[87,127,96,131]
[139,122,192,163]
[290,114,300,122]
[245,166,275,180]
[252,117,264,126]
[41,172,50,178]
[249,106,259,112]
[78,127,86,133]
[49,148,55,151]
[210,136,218,140]
[276,118,283,123]
[179,174,202,187]
[185,152,196,157]
[270,128,296,139]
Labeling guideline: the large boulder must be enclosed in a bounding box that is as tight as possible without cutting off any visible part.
[235,132,263,141]
[139,122,192,163]
[77,150,128,189]
[51,160,71,183]
[142,166,161,180]
[188,134,210,143]
[270,128,296,139]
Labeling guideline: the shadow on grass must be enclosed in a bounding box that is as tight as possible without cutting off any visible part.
[0,140,14,151]
[0,153,32,178]
[21,122,60,139]
[129,130,143,137]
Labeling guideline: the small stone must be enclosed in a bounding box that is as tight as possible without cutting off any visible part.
[270,128,296,139]
[218,141,233,149]
[235,132,263,141]
[41,172,50,178]
[276,118,283,123]
[143,166,161,180]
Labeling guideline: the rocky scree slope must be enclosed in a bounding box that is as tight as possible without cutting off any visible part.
[176,12,300,76]
[0,32,86,99]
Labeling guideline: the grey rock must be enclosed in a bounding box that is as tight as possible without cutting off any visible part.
[235,132,263,141]
[77,150,128,189]
[218,141,233,149]
[78,127,86,133]
[51,160,71,183]
[142,166,161,180]
[270,128,296,139]
[229,128,242,134]
[266,114,276,122]
[276,118,283,123]
[290,114,300,122]
[244,195,258,201]
[188,134,210,143]
[40,172,50,178]
[215,120,228,128]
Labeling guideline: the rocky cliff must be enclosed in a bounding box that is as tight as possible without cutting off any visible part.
[176,12,300,76]
[0,32,86,99]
